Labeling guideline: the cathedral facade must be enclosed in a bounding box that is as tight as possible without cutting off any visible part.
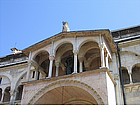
[0,25,140,105]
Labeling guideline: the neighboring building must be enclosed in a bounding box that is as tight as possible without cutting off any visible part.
[0,24,140,105]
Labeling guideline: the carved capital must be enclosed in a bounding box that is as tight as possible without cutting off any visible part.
[73,50,78,55]
[55,61,60,67]
[49,56,55,61]
[99,43,105,49]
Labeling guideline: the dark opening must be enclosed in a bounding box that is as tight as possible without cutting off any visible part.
[122,68,130,84]
[132,65,140,83]
[0,88,2,101]
[65,56,74,75]
[0,77,2,84]
[32,71,35,78]
[16,85,23,100]
[3,87,11,102]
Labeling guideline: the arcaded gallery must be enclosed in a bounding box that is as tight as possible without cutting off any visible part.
[0,23,140,105]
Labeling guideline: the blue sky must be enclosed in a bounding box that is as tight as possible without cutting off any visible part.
[0,0,140,57]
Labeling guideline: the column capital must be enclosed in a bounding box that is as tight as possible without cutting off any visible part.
[127,67,132,74]
[101,44,105,49]
[73,50,78,55]
[128,72,132,75]
[49,56,55,61]
[28,61,32,65]
[55,61,60,67]
[99,43,105,49]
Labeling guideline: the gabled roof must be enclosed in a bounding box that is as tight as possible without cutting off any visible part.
[23,29,116,55]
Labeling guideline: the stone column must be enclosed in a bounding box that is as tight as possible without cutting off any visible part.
[73,51,78,73]
[35,67,39,80]
[26,52,32,81]
[48,56,54,78]
[10,89,17,105]
[105,53,109,68]
[1,90,5,102]
[100,46,105,67]
[79,57,84,72]
[55,62,60,77]
[129,73,133,83]
[128,69,133,84]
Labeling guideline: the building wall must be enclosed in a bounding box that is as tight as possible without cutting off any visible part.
[0,55,28,104]
[119,41,140,104]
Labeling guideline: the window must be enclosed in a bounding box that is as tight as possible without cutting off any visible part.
[122,68,130,84]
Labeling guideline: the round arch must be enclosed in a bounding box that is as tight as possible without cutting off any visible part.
[14,69,27,88]
[78,40,101,71]
[32,50,50,77]
[28,80,104,105]
[132,63,140,70]
[54,42,74,76]
[53,41,74,56]
[32,50,50,61]
[78,39,99,52]
[55,46,72,60]
[0,74,12,84]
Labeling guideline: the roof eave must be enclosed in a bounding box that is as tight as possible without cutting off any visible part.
[23,29,116,55]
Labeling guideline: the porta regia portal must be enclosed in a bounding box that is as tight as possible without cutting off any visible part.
[0,23,140,105]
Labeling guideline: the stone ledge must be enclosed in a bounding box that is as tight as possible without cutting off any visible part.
[23,68,109,86]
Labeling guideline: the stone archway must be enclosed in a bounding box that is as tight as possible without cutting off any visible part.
[28,80,104,105]
[55,42,74,76]
[78,41,101,72]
